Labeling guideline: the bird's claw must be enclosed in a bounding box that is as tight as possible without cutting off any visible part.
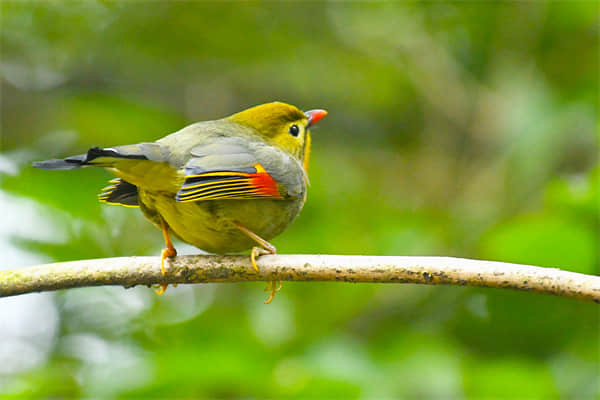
[263,280,282,304]
[264,280,282,292]
[250,246,271,273]
[156,246,177,295]
[250,246,281,304]
[155,284,167,295]
[233,222,280,304]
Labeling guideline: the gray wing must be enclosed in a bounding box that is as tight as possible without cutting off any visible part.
[176,138,306,203]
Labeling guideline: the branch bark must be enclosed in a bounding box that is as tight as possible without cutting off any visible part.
[0,255,598,303]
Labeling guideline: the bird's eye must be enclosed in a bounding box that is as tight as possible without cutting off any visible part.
[289,124,300,137]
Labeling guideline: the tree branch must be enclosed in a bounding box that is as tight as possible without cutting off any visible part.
[1,255,598,303]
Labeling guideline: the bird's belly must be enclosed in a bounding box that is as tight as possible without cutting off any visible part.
[139,190,304,253]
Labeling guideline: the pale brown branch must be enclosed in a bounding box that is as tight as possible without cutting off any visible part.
[0,255,598,303]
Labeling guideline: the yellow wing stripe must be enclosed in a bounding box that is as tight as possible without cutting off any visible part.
[178,184,256,199]
[200,193,272,201]
[178,189,271,203]
[177,163,282,202]
[201,192,270,201]
[181,178,249,191]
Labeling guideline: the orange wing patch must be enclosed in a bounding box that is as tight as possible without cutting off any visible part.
[176,163,283,203]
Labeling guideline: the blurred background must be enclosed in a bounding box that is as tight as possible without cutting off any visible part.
[0,2,598,399]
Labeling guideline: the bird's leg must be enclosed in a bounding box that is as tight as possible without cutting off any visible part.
[234,222,276,272]
[155,218,177,295]
[233,222,280,304]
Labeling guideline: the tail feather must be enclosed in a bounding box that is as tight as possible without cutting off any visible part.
[98,178,139,207]
[32,154,87,170]
[33,146,148,170]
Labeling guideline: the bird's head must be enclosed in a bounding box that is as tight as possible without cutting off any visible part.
[228,102,327,169]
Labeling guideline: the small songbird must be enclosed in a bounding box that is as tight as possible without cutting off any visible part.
[34,102,327,303]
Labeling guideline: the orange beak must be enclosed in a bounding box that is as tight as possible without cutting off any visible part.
[305,109,328,128]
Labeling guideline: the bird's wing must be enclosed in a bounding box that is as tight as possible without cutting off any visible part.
[176,141,300,203]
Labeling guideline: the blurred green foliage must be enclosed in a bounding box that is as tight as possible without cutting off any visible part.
[0,1,598,399]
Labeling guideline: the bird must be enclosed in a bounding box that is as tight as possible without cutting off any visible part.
[34,102,327,303]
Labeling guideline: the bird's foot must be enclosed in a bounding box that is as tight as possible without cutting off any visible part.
[155,246,177,295]
[233,221,280,304]
[264,280,282,304]
[250,245,280,304]
[250,246,272,273]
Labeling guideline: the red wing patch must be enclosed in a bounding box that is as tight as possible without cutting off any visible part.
[176,163,283,202]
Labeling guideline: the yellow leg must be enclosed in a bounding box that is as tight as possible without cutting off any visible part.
[233,222,279,304]
[155,218,177,295]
